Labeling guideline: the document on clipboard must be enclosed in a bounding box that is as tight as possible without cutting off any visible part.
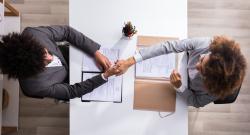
[81,72,122,102]
[81,48,122,103]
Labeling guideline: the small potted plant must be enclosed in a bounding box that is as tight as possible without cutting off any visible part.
[122,21,137,38]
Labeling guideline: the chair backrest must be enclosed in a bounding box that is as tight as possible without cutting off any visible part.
[214,85,241,104]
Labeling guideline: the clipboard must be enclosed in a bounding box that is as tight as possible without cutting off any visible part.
[80,48,123,103]
[133,35,178,112]
[81,71,123,103]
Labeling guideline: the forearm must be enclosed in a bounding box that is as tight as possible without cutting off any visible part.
[28,25,101,56]
[47,74,107,100]
[138,38,211,61]
[62,26,100,56]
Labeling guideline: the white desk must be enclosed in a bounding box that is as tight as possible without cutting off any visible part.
[70,0,187,135]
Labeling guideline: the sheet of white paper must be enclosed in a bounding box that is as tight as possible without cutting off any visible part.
[136,53,176,78]
[81,73,122,102]
[82,48,120,72]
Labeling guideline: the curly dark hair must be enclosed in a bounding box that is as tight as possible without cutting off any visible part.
[203,36,247,99]
[0,33,46,79]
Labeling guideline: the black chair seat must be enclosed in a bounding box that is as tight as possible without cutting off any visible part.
[214,85,241,104]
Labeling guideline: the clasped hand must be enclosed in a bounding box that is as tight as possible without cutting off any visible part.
[95,51,182,88]
[94,51,129,78]
[103,60,130,78]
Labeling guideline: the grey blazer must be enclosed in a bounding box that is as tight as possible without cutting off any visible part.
[138,37,218,107]
[19,25,107,100]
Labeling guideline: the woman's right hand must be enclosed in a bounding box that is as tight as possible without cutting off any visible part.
[103,56,136,79]
[103,65,120,79]
[115,57,136,76]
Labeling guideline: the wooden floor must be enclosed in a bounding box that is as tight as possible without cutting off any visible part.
[4,0,69,135]
[3,0,250,135]
[188,0,250,135]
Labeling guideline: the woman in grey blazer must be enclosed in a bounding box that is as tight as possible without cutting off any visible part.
[115,36,246,107]
[0,25,119,100]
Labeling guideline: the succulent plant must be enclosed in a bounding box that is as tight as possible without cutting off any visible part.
[122,21,137,37]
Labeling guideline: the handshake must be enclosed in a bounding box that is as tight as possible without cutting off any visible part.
[95,51,182,88]
[102,59,134,79]
[95,51,136,79]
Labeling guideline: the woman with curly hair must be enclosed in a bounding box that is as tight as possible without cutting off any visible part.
[115,36,246,108]
[0,25,119,100]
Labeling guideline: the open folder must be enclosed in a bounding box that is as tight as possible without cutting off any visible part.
[133,36,178,112]
[81,48,122,103]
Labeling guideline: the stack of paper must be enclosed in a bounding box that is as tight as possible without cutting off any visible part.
[136,53,176,79]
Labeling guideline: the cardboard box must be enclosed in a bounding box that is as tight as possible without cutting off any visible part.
[134,79,176,112]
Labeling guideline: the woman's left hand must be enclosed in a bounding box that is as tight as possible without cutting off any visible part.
[170,70,182,88]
